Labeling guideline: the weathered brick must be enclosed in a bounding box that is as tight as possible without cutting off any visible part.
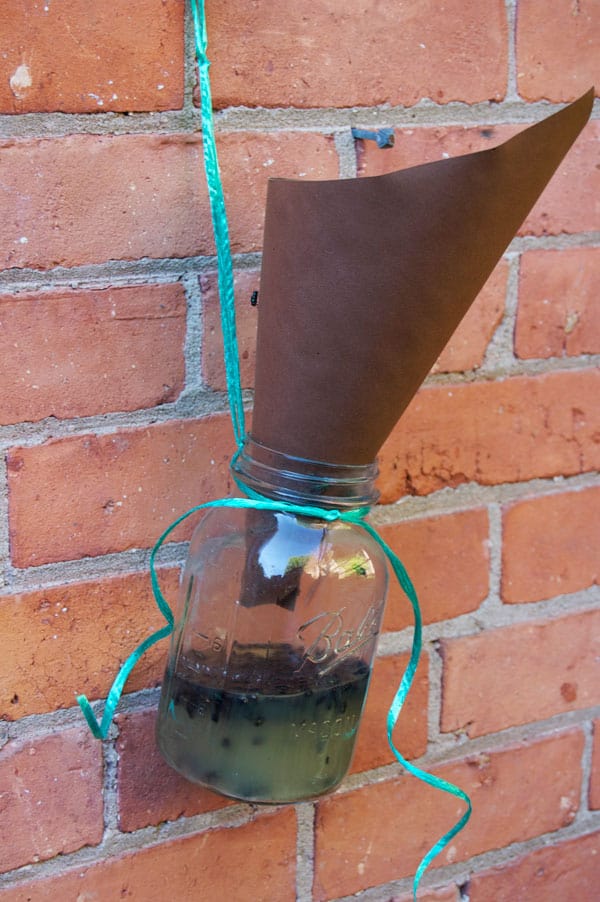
[207,0,507,108]
[7,415,237,567]
[0,727,103,874]
[116,707,232,832]
[0,284,186,425]
[358,120,599,235]
[0,569,178,720]
[515,247,600,359]
[357,123,517,178]
[440,610,600,738]
[0,809,296,901]
[433,262,507,373]
[201,270,260,391]
[516,0,600,102]
[469,830,600,901]
[523,119,599,235]
[380,510,489,631]
[590,719,600,810]
[502,487,600,604]
[377,369,600,503]
[0,131,339,270]
[313,730,583,899]
[0,1,184,114]
[351,652,428,774]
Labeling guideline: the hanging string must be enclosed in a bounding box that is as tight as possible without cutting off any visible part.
[190,0,245,447]
[77,3,471,898]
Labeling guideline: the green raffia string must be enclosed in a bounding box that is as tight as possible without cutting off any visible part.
[77,2,471,897]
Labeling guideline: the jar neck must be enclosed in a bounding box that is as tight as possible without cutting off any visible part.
[232,436,379,510]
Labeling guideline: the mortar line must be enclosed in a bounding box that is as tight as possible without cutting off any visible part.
[505,0,520,101]
[1,97,597,140]
[0,454,9,587]
[102,737,120,835]
[181,271,204,395]
[578,719,595,818]
[295,803,316,902]
[0,235,597,296]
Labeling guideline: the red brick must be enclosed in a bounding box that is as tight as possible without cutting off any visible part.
[516,247,600,359]
[523,120,599,236]
[351,652,428,774]
[591,718,600,810]
[314,729,583,899]
[201,270,260,390]
[502,488,600,604]
[516,0,600,102]
[0,131,338,270]
[0,284,185,425]
[0,727,103,874]
[433,262,507,373]
[0,1,184,114]
[0,809,296,901]
[7,415,237,567]
[469,830,600,901]
[379,510,489,632]
[207,0,507,108]
[440,610,600,738]
[358,120,599,236]
[116,708,232,832]
[0,569,178,720]
[377,369,600,503]
[358,124,517,179]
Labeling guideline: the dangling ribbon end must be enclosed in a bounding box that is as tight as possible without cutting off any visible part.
[76,694,106,740]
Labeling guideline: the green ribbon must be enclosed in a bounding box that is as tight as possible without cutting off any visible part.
[77,2,471,898]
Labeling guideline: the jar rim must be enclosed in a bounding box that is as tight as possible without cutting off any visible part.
[232,435,379,510]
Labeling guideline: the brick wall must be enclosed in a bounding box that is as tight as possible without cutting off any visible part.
[0,1,598,899]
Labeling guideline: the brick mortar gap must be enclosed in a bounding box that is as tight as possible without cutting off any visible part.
[3,688,161,746]
[1,540,186,598]
[333,129,359,179]
[295,803,316,902]
[479,252,520,372]
[505,0,520,102]
[1,98,597,141]
[182,2,200,114]
[474,503,504,617]
[369,470,600,526]
[578,719,595,817]
[0,387,238,453]
[0,454,9,585]
[427,634,443,745]
[0,236,596,296]
[378,584,600,653]
[102,738,120,835]
[0,252,262,294]
[182,271,204,394]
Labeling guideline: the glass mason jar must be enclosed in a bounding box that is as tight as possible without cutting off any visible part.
[156,438,389,803]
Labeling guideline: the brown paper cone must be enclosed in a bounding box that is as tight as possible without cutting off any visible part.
[250,89,593,465]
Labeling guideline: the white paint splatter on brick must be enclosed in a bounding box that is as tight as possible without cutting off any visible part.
[9,62,32,99]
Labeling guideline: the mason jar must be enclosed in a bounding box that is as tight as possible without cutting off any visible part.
[156,437,389,803]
